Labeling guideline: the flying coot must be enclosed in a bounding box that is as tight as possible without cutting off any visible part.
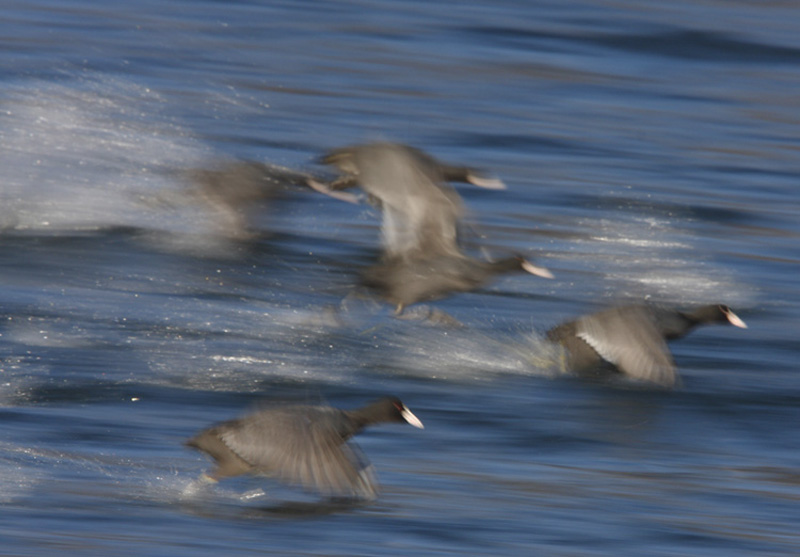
[546,304,747,388]
[308,141,506,204]
[178,160,316,239]
[309,142,552,314]
[186,397,424,500]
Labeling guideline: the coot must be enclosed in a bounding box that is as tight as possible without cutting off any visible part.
[180,160,315,238]
[186,397,424,499]
[310,142,552,313]
[309,142,488,255]
[363,253,551,315]
[546,304,747,388]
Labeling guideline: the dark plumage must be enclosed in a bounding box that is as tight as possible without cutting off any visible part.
[186,397,424,499]
[187,160,311,206]
[309,142,496,256]
[546,304,747,388]
[308,142,552,313]
[180,160,314,238]
[362,254,548,314]
[314,141,506,197]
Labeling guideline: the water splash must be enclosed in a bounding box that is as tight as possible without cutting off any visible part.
[569,213,752,307]
[0,75,257,254]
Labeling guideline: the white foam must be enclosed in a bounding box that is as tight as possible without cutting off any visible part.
[571,213,753,306]
[0,442,46,503]
[358,320,563,381]
[0,75,253,255]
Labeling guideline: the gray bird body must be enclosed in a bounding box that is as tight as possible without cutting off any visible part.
[186,161,311,206]
[321,142,468,258]
[186,397,423,499]
[312,142,551,313]
[177,160,314,239]
[362,253,534,312]
[546,304,747,388]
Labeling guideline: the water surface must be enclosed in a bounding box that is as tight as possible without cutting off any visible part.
[1,1,798,555]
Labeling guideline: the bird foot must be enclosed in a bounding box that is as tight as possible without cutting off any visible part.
[199,473,219,484]
[306,179,361,204]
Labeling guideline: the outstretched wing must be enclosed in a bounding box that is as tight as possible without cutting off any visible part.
[364,148,464,259]
[219,406,378,499]
[576,305,677,388]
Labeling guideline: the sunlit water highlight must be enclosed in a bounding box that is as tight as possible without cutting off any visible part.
[1,1,798,555]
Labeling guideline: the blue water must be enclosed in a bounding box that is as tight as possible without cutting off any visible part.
[1,1,799,555]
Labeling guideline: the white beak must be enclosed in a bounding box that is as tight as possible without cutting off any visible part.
[521,259,554,279]
[400,405,425,429]
[466,174,507,190]
[724,307,748,329]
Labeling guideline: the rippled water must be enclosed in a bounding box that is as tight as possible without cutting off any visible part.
[1,1,798,555]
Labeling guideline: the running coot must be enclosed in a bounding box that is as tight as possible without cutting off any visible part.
[309,142,552,314]
[186,396,424,499]
[546,304,747,388]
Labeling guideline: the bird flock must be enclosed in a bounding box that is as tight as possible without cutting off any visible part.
[186,141,747,502]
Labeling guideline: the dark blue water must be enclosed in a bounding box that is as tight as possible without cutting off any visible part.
[1,1,798,555]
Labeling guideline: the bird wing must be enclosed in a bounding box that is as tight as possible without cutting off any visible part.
[576,306,678,388]
[352,146,463,258]
[381,204,421,257]
[381,187,463,259]
[219,406,378,498]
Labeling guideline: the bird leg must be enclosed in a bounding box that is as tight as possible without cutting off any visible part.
[306,178,361,204]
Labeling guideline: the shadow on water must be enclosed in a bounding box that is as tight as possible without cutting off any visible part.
[460,25,800,64]
[242,498,370,519]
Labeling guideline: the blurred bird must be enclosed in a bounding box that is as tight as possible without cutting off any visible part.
[181,160,312,239]
[308,141,506,205]
[546,303,747,388]
[361,253,550,316]
[309,142,552,316]
[186,396,424,500]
